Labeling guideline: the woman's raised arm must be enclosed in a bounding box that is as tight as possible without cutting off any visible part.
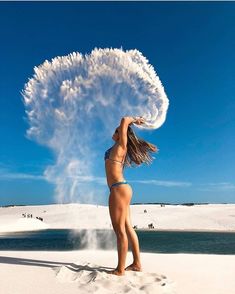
[118,116,145,148]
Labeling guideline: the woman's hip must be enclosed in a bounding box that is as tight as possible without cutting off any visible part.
[109,180,130,191]
[109,182,132,203]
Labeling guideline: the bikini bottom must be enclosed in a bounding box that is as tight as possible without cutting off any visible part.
[109,181,129,192]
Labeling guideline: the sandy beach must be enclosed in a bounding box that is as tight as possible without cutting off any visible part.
[0,203,235,293]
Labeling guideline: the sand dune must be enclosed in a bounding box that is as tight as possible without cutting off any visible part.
[1,203,235,233]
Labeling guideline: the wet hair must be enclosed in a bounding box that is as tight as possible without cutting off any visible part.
[124,126,158,167]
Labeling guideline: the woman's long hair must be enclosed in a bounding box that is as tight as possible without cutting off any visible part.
[124,126,158,167]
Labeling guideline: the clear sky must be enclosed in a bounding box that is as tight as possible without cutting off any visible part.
[0,1,234,206]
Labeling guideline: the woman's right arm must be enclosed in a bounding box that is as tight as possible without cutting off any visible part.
[118,116,145,148]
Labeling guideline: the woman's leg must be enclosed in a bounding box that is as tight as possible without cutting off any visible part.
[108,185,132,275]
[125,206,142,271]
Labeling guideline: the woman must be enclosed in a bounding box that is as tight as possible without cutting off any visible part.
[104,116,157,275]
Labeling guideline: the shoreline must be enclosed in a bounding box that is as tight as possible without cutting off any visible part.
[135,228,235,233]
[1,227,235,235]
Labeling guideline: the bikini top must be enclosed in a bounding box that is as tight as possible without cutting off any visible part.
[104,146,125,165]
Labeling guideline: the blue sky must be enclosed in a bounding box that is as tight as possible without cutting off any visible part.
[0,1,234,206]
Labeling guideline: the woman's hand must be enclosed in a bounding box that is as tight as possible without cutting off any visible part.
[133,116,145,125]
[122,116,145,125]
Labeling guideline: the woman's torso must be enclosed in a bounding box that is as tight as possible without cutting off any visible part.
[104,143,127,188]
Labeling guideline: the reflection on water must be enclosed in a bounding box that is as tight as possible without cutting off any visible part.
[0,229,235,254]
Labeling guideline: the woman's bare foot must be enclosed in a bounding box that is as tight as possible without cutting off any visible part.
[125,263,142,272]
[108,269,125,276]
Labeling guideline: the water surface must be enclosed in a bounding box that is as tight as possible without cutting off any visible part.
[0,229,235,254]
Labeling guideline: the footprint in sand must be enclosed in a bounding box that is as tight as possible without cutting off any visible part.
[55,261,176,294]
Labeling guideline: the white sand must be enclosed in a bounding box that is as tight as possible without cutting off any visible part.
[0,203,235,293]
[0,250,235,294]
[1,203,235,232]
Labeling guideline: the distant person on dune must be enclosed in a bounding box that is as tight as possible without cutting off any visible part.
[104,116,157,275]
